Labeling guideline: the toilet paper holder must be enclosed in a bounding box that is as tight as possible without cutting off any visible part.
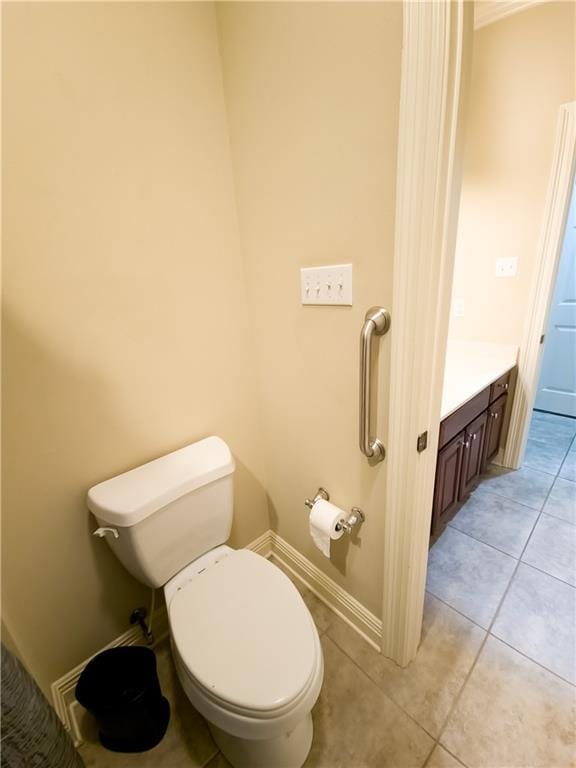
[304,487,365,534]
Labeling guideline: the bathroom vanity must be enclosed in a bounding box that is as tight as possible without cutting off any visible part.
[431,343,518,538]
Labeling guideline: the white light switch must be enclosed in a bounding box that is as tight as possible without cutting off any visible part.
[495,257,518,277]
[453,298,465,317]
[300,264,353,305]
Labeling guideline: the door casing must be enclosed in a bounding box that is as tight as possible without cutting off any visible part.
[381,1,474,664]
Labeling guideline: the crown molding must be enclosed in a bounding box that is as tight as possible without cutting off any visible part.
[474,1,549,30]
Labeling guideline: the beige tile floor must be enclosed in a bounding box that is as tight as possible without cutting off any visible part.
[79,413,576,768]
[78,556,576,768]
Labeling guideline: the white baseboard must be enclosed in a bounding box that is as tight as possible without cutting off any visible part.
[267,533,382,650]
[53,529,381,745]
[245,528,274,558]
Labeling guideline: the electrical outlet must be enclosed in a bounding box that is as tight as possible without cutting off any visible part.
[495,257,518,277]
[301,264,352,305]
[453,298,465,317]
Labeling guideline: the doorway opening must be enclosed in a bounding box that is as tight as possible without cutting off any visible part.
[534,181,576,421]
[424,5,576,710]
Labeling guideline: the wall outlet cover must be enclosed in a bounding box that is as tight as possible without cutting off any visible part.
[495,257,518,277]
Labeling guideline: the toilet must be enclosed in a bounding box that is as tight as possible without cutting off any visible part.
[87,436,323,768]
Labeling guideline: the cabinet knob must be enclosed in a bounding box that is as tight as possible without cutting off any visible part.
[472,433,478,440]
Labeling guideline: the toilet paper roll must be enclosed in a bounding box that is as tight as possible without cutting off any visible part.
[309,499,345,558]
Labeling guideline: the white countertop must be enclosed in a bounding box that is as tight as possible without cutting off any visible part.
[441,341,518,420]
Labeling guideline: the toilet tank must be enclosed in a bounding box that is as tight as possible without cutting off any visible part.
[87,437,235,588]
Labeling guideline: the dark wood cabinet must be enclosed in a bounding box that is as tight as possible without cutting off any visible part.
[490,372,511,404]
[459,411,488,497]
[431,368,515,538]
[432,431,466,534]
[483,393,507,465]
[438,388,490,448]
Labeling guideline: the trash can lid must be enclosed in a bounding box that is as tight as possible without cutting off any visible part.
[75,646,158,710]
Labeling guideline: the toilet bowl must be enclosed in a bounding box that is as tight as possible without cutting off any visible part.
[87,437,324,768]
[165,546,323,768]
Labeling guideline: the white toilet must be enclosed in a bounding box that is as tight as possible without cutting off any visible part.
[87,436,323,768]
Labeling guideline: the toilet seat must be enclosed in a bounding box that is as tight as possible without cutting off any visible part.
[171,635,323,743]
[166,550,321,719]
[173,638,321,720]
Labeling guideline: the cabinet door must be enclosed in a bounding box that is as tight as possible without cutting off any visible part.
[432,430,466,535]
[484,393,508,465]
[460,411,488,498]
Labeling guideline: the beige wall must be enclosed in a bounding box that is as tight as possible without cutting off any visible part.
[449,2,575,345]
[2,2,269,692]
[217,2,402,617]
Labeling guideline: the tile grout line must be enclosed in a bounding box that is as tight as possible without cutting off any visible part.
[200,750,221,768]
[524,460,570,475]
[317,614,443,745]
[421,741,467,768]
[514,543,576,586]
[444,518,575,584]
[424,591,494,633]
[423,590,575,688]
[429,411,575,758]
[504,422,573,576]
[320,630,440,744]
[471,483,554,508]
[534,508,576,528]
[429,542,575,611]
[446,521,533,560]
[490,633,576,688]
[519,459,568,476]
[445,423,575,569]
[324,588,571,768]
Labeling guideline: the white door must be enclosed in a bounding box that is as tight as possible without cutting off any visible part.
[535,182,576,417]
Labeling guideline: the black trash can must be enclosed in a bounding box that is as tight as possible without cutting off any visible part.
[75,646,170,753]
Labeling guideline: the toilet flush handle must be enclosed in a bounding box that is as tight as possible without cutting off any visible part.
[93,527,119,540]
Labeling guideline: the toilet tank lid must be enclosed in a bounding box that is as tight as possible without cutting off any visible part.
[87,436,235,527]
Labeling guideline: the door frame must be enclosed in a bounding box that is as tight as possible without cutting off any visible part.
[382,6,575,663]
[503,102,576,468]
[381,1,473,664]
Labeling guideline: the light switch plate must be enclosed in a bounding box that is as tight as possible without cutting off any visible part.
[495,257,518,277]
[453,298,465,317]
[300,264,353,305]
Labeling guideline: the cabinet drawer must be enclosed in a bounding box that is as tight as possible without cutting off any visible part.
[439,386,490,449]
[490,371,511,403]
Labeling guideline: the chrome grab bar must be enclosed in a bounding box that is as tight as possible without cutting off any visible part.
[359,306,390,464]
